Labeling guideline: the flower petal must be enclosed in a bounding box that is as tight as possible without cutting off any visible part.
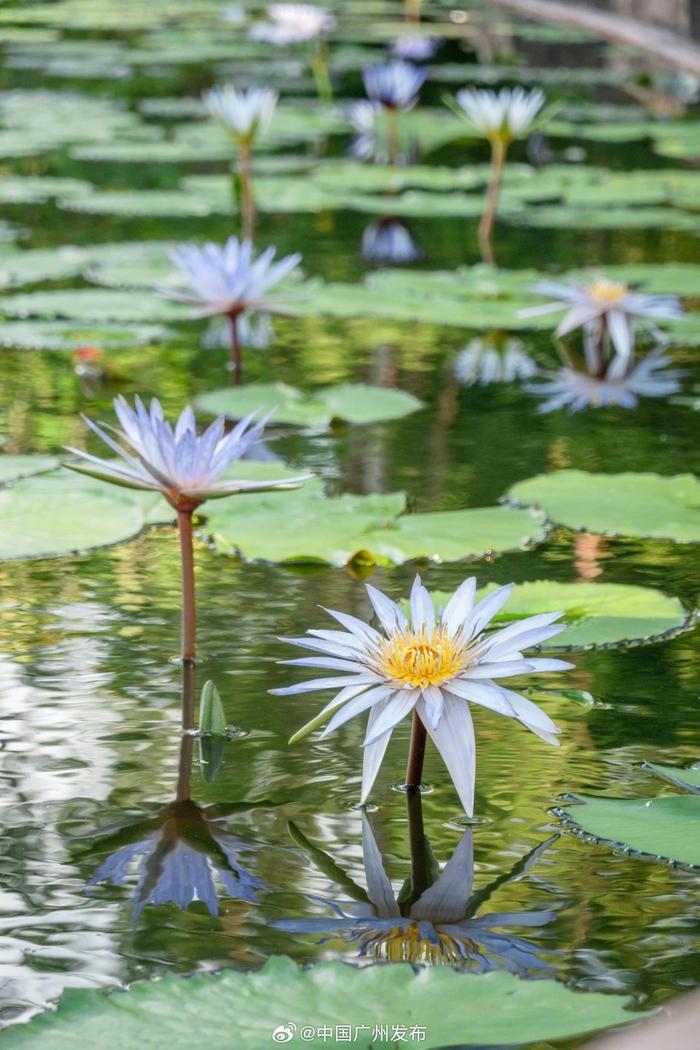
[365,583,408,634]
[361,813,400,917]
[363,689,419,746]
[418,694,476,816]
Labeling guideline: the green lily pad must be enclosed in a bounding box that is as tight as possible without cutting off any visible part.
[507,471,700,543]
[0,473,146,560]
[558,794,700,868]
[0,288,190,324]
[644,762,700,794]
[0,320,174,350]
[194,382,423,428]
[0,454,60,482]
[425,581,692,649]
[516,205,700,231]
[2,955,637,1049]
[206,484,546,567]
[0,176,93,204]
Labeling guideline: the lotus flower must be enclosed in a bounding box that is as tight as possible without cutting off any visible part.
[521,277,683,377]
[274,810,555,971]
[273,575,572,815]
[455,87,546,143]
[250,4,336,44]
[203,84,277,142]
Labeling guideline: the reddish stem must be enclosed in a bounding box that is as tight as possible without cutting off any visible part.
[228,311,242,386]
[177,508,197,664]
[405,709,427,790]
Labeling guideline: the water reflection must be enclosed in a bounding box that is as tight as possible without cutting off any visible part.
[361,219,423,265]
[82,668,264,918]
[275,792,556,972]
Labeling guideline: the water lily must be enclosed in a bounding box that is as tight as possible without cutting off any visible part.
[391,35,440,62]
[347,100,381,161]
[450,87,546,264]
[273,575,572,815]
[454,336,538,386]
[250,5,336,101]
[159,236,302,384]
[521,277,683,377]
[64,397,306,661]
[274,806,555,970]
[203,85,278,238]
[526,349,683,413]
[363,61,426,163]
[361,218,423,264]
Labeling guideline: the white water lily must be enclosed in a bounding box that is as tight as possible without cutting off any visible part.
[273,576,572,815]
[522,278,683,377]
[361,218,422,264]
[363,60,426,110]
[251,3,336,44]
[203,84,278,142]
[455,86,545,142]
[526,349,683,413]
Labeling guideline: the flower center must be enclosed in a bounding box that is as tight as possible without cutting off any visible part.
[361,924,470,965]
[377,627,467,688]
[586,278,628,305]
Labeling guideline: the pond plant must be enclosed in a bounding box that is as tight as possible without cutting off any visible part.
[203,84,277,240]
[64,397,306,665]
[363,61,427,164]
[274,575,572,815]
[250,4,337,103]
[451,87,547,263]
[160,236,302,385]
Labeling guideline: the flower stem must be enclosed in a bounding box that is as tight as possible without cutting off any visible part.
[405,0,422,23]
[386,106,401,166]
[310,42,333,103]
[405,786,431,904]
[239,138,255,242]
[177,661,195,798]
[177,508,196,664]
[405,709,427,790]
[228,311,242,386]
[478,136,507,265]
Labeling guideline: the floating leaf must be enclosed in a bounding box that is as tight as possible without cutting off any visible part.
[0,176,93,205]
[5,955,637,1049]
[423,581,692,649]
[558,794,700,867]
[0,454,60,483]
[198,680,227,737]
[0,320,174,350]
[507,471,700,543]
[643,761,700,794]
[195,382,422,428]
[0,288,190,324]
[0,474,146,561]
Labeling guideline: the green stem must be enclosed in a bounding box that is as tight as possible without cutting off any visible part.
[478,136,507,265]
[386,106,401,166]
[239,139,255,242]
[310,42,333,103]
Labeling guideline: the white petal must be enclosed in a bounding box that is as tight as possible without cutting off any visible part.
[361,703,395,805]
[363,690,419,746]
[446,680,516,717]
[498,687,560,736]
[441,577,477,635]
[418,695,476,817]
[270,674,378,696]
[461,660,533,679]
[322,607,382,645]
[361,813,400,917]
[411,828,474,923]
[526,658,574,672]
[322,685,395,736]
[365,583,408,634]
[466,584,514,638]
[482,611,564,658]
[420,684,445,729]
[409,575,435,632]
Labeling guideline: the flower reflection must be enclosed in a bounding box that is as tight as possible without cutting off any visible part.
[274,795,556,972]
[84,676,264,918]
[361,218,422,264]
[526,350,683,413]
[454,336,538,386]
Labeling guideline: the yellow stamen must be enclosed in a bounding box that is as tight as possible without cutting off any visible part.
[376,626,468,688]
[585,278,628,305]
[367,924,470,964]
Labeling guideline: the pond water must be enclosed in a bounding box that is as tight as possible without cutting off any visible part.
[0,1,699,1045]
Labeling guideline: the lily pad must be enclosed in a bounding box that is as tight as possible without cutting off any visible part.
[424,581,692,650]
[0,454,60,482]
[558,794,700,868]
[643,761,700,794]
[0,288,190,324]
[0,473,146,560]
[3,955,637,1049]
[194,383,423,428]
[507,471,700,543]
[0,320,174,351]
[0,176,93,204]
[206,486,546,567]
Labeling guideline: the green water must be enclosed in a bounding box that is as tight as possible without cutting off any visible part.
[0,1,699,1045]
